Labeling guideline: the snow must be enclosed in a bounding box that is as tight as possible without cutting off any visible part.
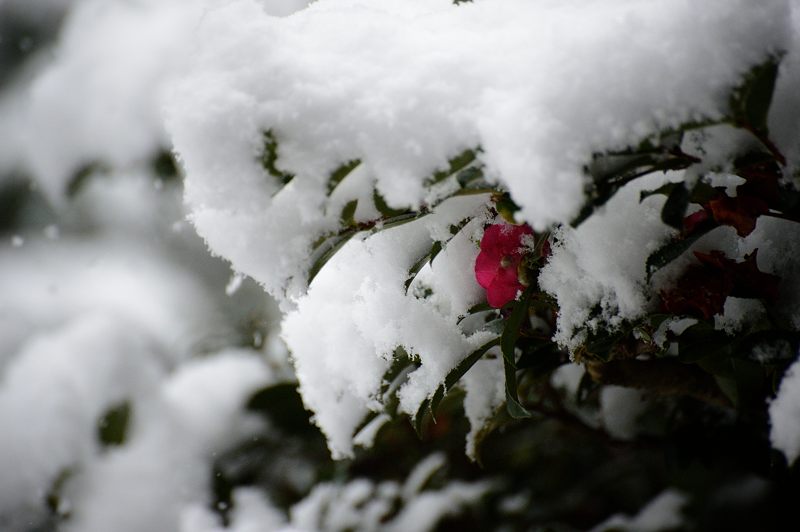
[0,314,163,520]
[1,0,799,526]
[0,0,197,202]
[62,352,272,532]
[167,0,791,302]
[0,214,281,528]
[281,196,494,458]
[600,386,648,441]
[539,173,678,353]
[462,355,505,460]
[0,0,311,204]
[286,454,490,532]
[770,355,800,464]
[590,489,687,532]
[163,0,799,456]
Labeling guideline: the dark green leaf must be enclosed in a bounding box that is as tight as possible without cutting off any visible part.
[640,182,679,203]
[260,130,295,187]
[413,398,430,437]
[307,231,358,284]
[426,149,477,186]
[729,56,782,134]
[340,199,358,227]
[645,224,716,281]
[429,337,502,416]
[714,375,739,406]
[97,400,131,447]
[373,189,409,218]
[456,166,485,188]
[327,159,361,195]
[661,182,690,229]
[504,354,531,419]
[247,382,315,435]
[377,212,427,231]
[462,302,494,317]
[515,340,562,372]
[574,145,699,227]
[677,324,732,363]
[66,161,106,198]
[690,180,719,204]
[501,286,534,366]
[405,240,442,292]
[45,468,72,518]
[501,286,534,418]
[151,150,179,180]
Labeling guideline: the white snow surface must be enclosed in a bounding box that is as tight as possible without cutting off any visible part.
[167,0,792,302]
[179,454,489,532]
[63,352,271,532]
[770,355,800,464]
[282,196,495,458]
[539,173,678,352]
[590,489,688,532]
[0,0,311,203]
[283,453,490,532]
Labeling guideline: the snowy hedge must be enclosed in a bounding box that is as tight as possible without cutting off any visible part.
[166,0,800,465]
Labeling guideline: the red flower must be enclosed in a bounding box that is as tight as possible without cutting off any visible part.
[475,223,534,308]
[660,249,780,319]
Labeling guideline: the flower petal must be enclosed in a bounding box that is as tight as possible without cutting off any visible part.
[486,265,523,308]
[474,250,500,289]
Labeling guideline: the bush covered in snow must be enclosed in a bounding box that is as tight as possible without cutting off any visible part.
[2,0,800,531]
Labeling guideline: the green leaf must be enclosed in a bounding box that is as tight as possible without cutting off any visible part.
[404,216,472,293]
[515,340,562,372]
[247,382,316,435]
[660,181,690,229]
[495,193,521,224]
[456,166,485,188]
[729,56,782,134]
[405,240,442,292]
[377,211,427,231]
[690,180,719,204]
[501,286,534,418]
[677,322,731,363]
[574,140,699,227]
[45,468,72,518]
[260,130,295,187]
[457,302,495,324]
[640,182,679,203]
[430,337,502,416]
[340,199,358,227]
[583,329,626,363]
[97,400,131,447]
[413,398,431,437]
[373,189,409,218]
[327,159,361,195]
[714,375,739,406]
[426,149,477,186]
[151,150,179,180]
[307,230,358,284]
[645,223,716,281]
[501,286,534,366]
[66,161,106,198]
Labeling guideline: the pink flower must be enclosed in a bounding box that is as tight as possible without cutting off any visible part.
[474,223,534,308]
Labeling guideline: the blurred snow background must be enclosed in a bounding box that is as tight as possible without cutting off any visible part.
[0,1,495,530]
[0,0,294,529]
